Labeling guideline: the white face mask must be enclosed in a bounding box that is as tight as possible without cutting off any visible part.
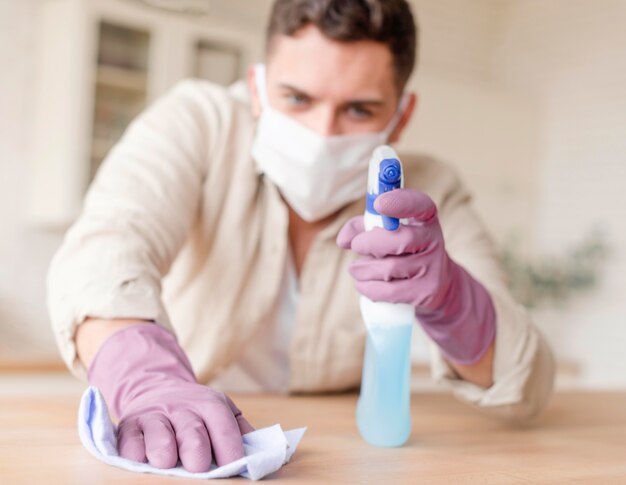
[251,63,409,222]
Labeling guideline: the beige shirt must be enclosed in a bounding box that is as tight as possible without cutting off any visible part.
[209,243,299,393]
[47,78,555,421]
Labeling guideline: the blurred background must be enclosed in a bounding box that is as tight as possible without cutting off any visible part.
[1,0,624,392]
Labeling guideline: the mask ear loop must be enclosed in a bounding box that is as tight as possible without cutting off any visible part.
[383,92,411,137]
[254,63,270,108]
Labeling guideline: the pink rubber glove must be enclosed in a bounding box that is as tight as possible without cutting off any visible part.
[337,188,496,365]
[87,322,254,472]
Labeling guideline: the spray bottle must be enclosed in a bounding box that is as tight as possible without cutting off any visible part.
[356,145,414,447]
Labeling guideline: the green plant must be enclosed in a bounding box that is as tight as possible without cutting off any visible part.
[499,228,609,309]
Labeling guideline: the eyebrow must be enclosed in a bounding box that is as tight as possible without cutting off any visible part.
[277,83,386,107]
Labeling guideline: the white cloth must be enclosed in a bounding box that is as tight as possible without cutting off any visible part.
[77,386,306,481]
[209,245,299,393]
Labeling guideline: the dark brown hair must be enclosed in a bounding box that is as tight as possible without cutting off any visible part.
[266,0,418,91]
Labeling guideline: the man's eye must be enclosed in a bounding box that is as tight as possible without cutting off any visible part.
[347,105,373,119]
[286,94,309,106]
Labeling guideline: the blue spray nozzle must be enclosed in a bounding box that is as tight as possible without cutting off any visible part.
[378,158,402,230]
[365,146,404,231]
[379,158,402,186]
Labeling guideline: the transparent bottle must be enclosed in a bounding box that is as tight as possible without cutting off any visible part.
[356,145,414,447]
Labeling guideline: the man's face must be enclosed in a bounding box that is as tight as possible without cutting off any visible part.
[248,24,416,141]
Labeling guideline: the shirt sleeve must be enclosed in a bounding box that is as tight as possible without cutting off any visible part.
[46,79,217,382]
[427,162,556,422]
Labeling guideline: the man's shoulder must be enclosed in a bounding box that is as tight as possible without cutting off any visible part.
[397,151,471,206]
[156,78,253,126]
[398,151,461,188]
[166,77,243,101]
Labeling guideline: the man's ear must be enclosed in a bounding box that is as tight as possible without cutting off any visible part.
[388,92,418,144]
[247,64,261,119]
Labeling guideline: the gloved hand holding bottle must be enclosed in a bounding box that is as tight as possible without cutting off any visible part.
[86,322,254,473]
[336,188,496,367]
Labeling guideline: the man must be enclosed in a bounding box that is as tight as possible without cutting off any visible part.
[47,0,555,474]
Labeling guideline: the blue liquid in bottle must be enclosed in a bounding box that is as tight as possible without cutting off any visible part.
[356,321,413,447]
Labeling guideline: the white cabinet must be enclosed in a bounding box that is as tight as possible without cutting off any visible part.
[28,0,259,227]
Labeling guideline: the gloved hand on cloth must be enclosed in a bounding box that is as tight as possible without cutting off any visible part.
[87,322,254,472]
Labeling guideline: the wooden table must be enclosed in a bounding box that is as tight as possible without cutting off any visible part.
[2,389,626,484]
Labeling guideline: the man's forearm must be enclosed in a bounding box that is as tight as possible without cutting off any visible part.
[446,339,495,389]
[75,317,153,369]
